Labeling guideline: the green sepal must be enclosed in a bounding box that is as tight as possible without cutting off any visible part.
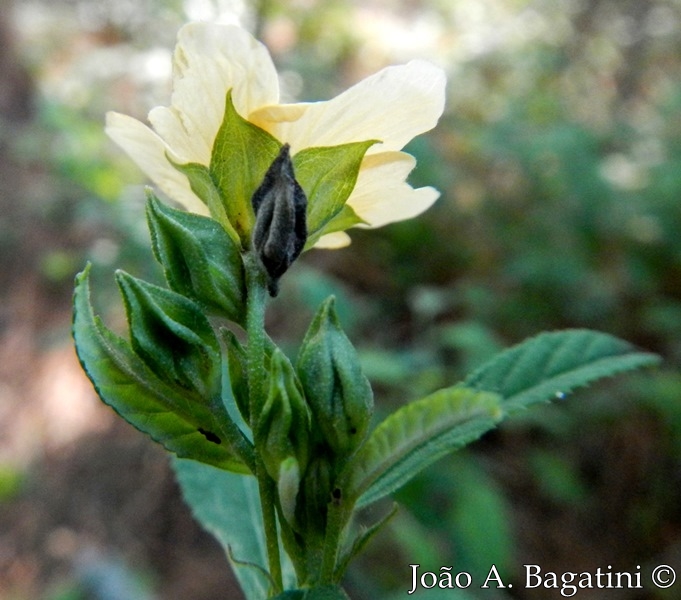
[72,265,249,472]
[341,387,502,508]
[297,297,374,458]
[463,329,661,414]
[146,193,246,324]
[293,141,376,247]
[115,270,221,400]
[210,89,282,245]
[309,204,365,247]
[165,159,238,242]
[256,348,312,482]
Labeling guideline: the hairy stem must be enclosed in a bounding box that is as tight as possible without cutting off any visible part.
[245,252,283,593]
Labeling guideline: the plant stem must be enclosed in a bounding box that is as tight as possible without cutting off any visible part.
[245,252,268,416]
[245,252,283,594]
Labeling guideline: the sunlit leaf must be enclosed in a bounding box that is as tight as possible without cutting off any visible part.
[167,159,234,235]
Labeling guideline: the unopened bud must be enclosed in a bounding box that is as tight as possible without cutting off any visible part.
[296,297,373,458]
[251,144,307,296]
[255,348,311,481]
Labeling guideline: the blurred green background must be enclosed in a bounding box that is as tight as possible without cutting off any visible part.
[1,0,680,598]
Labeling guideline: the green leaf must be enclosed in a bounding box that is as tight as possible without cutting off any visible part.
[210,90,282,244]
[72,265,249,472]
[115,270,221,400]
[293,141,375,246]
[342,387,502,508]
[173,458,297,599]
[463,329,661,414]
[146,193,246,323]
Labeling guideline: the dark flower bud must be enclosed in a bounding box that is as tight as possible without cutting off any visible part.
[251,143,307,296]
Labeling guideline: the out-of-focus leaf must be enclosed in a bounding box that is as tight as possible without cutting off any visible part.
[173,459,297,599]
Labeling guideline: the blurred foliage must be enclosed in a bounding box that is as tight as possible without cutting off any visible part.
[4,0,681,598]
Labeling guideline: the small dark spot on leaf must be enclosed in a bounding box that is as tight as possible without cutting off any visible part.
[198,428,221,444]
[332,488,342,500]
[349,427,357,435]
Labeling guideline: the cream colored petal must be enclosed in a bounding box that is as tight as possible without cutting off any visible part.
[313,231,352,249]
[347,151,439,227]
[105,112,208,215]
[148,105,210,165]
[249,103,307,142]
[150,23,280,163]
[251,60,445,154]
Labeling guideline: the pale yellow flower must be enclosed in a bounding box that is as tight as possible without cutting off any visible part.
[106,22,446,248]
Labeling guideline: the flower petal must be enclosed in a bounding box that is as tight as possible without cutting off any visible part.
[314,231,352,249]
[105,111,208,215]
[250,59,445,154]
[347,152,440,227]
[149,23,280,164]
